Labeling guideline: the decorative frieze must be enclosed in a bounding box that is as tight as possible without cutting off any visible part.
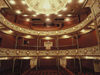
[0,12,94,36]
[0,46,99,57]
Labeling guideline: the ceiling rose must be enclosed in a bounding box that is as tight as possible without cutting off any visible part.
[25,0,68,15]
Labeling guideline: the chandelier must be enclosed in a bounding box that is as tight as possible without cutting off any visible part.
[25,0,68,15]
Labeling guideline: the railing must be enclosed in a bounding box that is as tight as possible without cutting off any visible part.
[0,46,100,57]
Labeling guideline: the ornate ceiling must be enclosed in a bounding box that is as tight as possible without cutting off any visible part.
[25,0,68,15]
[0,0,95,36]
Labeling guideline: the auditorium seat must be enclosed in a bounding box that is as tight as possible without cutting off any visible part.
[22,66,75,75]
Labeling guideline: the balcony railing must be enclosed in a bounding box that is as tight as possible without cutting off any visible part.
[0,46,100,57]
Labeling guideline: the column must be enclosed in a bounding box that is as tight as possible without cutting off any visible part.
[75,34,82,73]
[75,34,79,49]
[15,36,18,49]
[12,59,16,73]
[37,36,39,50]
[20,60,23,75]
[56,36,59,50]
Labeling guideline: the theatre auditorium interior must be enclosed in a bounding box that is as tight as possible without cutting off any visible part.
[0,0,100,75]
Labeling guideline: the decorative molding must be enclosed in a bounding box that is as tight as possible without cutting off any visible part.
[25,0,68,14]
[0,0,8,9]
[0,0,94,36]
[0,46,100,57]
[0,13,93,36]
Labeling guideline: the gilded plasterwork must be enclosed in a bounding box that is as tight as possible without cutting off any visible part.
[0,0,97,36]
[0,46,99,57]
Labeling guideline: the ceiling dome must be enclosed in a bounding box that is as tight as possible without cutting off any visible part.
[25,0,68,15]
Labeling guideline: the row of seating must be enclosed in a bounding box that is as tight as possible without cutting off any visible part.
[78,72,100,75]
[22,69,72,75]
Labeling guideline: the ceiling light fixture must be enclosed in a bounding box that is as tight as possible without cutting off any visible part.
[26,18,30,22]
[67,14,72,16]
[67,0,72,3]
[15,10,22,14]
[62,7,68,11]
[25,0,68,15]
[46,18,51,22]
[55,12,58,15]
[43,57,53,59]
[65,18,70,21]
[23,35,33,39]
[80,29,91,34]
[32,14,37,17]
[79,0,84,3]
[9,0,16,5]
[27,8,32,11]
[18,57,33,59]
[91,23,95,25]
[23,14,28,17]
[80,29,85,33]
[21,1,26,4]
[43,37,53,40]
[2,30,13,34]
[45,14,50,17]
[36,13,40,15]
[65,56,74,59]
[61,35,71,39]
[0,57,11,60]
[58,14,62,17]
[83,56,95,59]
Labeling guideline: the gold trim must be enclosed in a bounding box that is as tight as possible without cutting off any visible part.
[0,46,99,56]
[0,0,96,36]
